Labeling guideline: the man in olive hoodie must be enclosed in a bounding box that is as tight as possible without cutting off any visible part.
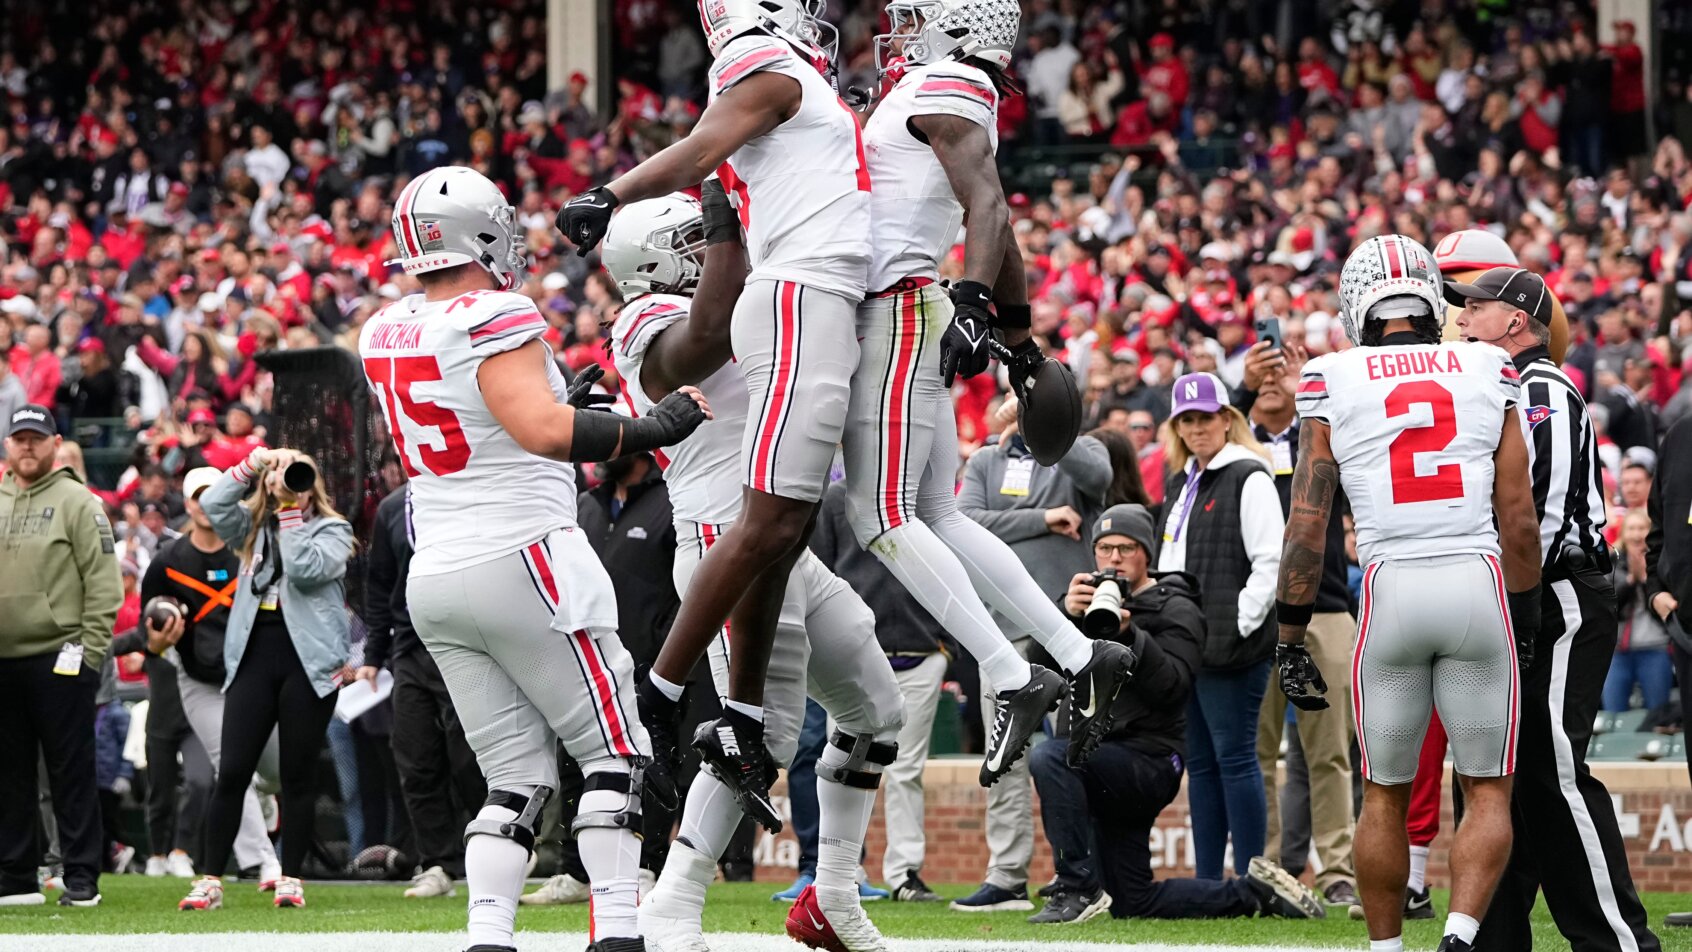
[0,404,122,908]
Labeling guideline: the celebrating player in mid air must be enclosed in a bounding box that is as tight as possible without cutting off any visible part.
[1272,235,1542,952]
[361,165,708,952]
[603,184,905,951]
[557,0,873,826]
[847,0,1132,791]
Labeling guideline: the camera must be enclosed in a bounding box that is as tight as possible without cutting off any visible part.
[1084,569,1126,638]
[282,459,317,494]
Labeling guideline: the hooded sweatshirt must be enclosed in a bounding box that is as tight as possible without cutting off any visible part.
[0,465,121,667]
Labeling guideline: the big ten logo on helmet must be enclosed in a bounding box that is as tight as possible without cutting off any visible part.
[701,0,728,25]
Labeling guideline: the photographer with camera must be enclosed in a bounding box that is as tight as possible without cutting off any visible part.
[177,447,353,912]
[1028,504,1324,924]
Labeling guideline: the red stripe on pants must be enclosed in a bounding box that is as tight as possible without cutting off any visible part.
[751,283,797,493]
[527,542,559,604]
[1351,562,1381,779]
[574,629,635,756]
[881,292,919,529]
[1485,554,1519,773]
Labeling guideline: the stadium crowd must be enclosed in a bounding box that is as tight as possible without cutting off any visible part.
[2,0,1692,933]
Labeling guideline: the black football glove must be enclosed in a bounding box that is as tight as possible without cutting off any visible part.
[939,280,994,386]
[1277,642,1330,711]
[648,389,709,444]
[564,364,617,411]
[700,178,739,246]
[1509,587,1541,672]
[995,336,1046,408]
[556,185,620,256]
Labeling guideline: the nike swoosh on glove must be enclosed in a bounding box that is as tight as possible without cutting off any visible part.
[997,337,1045,407]
[564,364,617,410]
[556,185,620,256]
[940,280,994,386]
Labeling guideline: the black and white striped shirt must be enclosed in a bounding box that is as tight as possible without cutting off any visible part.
[1514,346,1608,565]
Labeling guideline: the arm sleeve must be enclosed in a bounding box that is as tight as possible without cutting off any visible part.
[909,64,998,129]
[1295,354,1332,422]
[1055,435,1112,506]
[709,36,803,97]
[274,513,353,587]
[957,450,1053,542]
[1235,468,1285,637]
[467,296,551,358]
[71,496,121,665]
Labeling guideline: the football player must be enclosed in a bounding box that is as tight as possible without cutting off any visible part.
[1273,235,1542,952]
[557,0,871,825]
[361,165,708,952]
[603,185,903,951]
[849,0,1132,789]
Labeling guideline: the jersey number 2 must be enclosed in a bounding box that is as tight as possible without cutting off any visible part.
[364,356,471,477]
[1385,381,1463,504]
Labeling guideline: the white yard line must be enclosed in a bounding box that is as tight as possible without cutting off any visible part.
[0,932,1343,952]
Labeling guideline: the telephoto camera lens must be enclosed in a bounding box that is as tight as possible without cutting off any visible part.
[1084,571,1125,638]
[282,459,317,494]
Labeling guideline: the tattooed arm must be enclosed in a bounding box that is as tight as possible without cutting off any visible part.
[1277,419,1340,646]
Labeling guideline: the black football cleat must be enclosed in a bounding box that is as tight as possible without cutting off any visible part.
[1435,937,1473,952]
[692,708,782,833]
[584,938,645,952]
[980,665,1067,787]
[1065,640,1137,766]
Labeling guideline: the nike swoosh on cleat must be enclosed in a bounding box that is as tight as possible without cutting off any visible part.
[808,911,826,930]
[984,716,1014,773]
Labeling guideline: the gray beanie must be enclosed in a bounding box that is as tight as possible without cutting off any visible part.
[1094,504,1156,556]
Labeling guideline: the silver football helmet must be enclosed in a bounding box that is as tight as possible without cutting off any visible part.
[698,0,837,64]
[874,0,1020,78]
[386,166,526,290]
[1338,234,1444,346]
[600,193,707,298]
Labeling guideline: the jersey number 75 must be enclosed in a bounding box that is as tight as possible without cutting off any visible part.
[365,355,472,477]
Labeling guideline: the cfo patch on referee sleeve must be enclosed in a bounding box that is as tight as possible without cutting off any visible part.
[94,511,115,553]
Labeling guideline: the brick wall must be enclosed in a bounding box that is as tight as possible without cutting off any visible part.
[754,757,1692,891]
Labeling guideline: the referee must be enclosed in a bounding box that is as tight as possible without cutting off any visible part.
[1448,269,1660,952]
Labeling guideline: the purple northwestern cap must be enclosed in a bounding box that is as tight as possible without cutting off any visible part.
[1170,371,1229,417]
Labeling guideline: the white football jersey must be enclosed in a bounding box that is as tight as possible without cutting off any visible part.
[610,293,748,526]
[359,288,576,576]
[1296,340,1521,566]
[864,61,999,292]
[708,33,872,300]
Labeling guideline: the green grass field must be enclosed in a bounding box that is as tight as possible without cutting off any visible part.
[2,878,1690,950]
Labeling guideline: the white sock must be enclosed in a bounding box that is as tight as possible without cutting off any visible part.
[724,699,765,722]
[1445,911,1480,945]
[645,840,715,922]
[930,510,1095,674]
[464,798,530,948]
[648,670,685,703]
[578,775,643,939]
[675,770,744,861]
[1408,845,1430,893]
[1370,939,1405,952]
[867,522,1031,691]
[812,735,884,900]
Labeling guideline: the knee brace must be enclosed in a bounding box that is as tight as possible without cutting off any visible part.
[818,729,898,790]
[465,785,553,856]
[569,762,645,839]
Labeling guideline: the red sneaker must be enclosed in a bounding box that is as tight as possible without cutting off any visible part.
[784,884,887,952]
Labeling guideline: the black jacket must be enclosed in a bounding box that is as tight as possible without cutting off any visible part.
[577,466,677,667]
[1062,571,1204,758]
[1647,415,1692,637]
[362,488,416,670]
[811,481,944,658]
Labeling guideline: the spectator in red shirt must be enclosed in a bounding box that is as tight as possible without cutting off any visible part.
[1135,34,1189,110]
[1606,20,1647,161]
[1111,92,1180,149]
[1297,37,1342,104]
[1514,71,1562,156]
[10,323,62,410]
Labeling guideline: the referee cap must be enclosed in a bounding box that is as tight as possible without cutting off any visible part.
[1444,267,1552,326]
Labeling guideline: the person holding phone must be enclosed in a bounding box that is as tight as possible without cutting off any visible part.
[176,448,353,913]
